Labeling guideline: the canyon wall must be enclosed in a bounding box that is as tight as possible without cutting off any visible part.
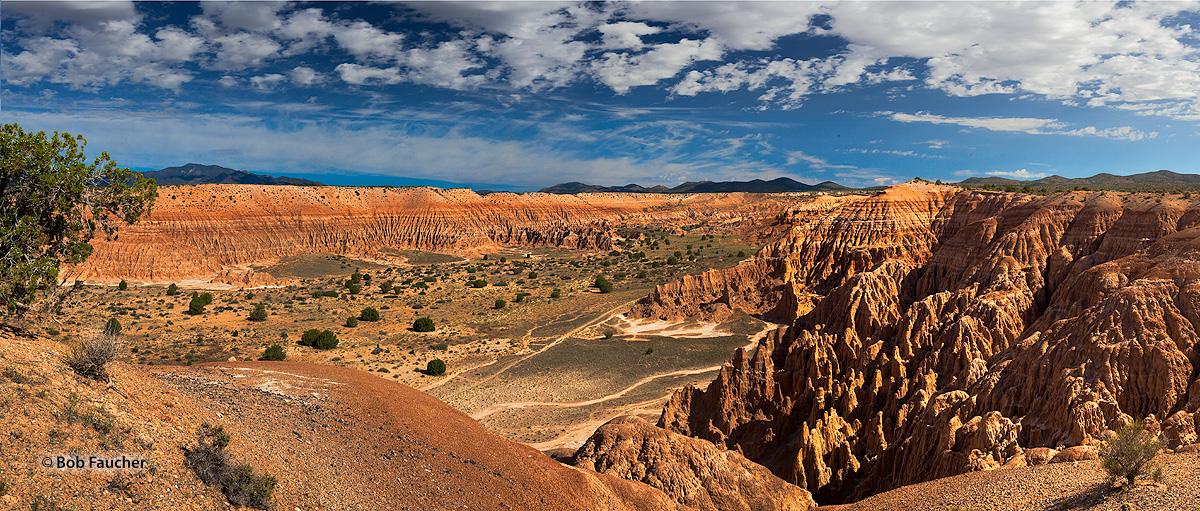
[68,184,801,285]
[619,183,1200,503]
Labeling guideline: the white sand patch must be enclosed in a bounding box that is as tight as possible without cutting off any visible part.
[613,315,732,338]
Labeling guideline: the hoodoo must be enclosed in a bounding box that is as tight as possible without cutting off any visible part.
[612,182,1200,503]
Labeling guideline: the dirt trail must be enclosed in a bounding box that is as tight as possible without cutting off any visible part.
[424,299,639,396]
[469,366,724,420]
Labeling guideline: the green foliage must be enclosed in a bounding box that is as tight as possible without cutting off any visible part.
[360,307,380,321]
[312,330,338,350]
[500,256,507,263]
[514,292,530,303]
[344,317,359,328]
[645,346,654,355]
[322,290,338,297]
[527,271,538,279]
[248,303,268,322]
[412,316,435,332]
[346,283,361,295]
[1100,419,1163,489]
[666,256,678,265]
[166,283,178,296]
[244,292,254,300]
[471,279,487,288]
[300,329,322,346]
[259,344,285,361]
[0,124,157,316]
[550,288,561,299]
[594,275,614,293]
[187,293,212,315]
[603,329,614,339]
[103,318,122,335]
[427,359,447,376]
[737,251,746,257]
[494,299,506,309]
[185,423,275,509]
[117,280,128,291]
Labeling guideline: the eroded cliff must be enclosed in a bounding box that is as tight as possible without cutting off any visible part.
[628,183,1200,503]
[67,185,800,285]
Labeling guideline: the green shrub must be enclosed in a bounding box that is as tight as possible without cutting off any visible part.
[118,280,128,291]
[645,346,654,354]
[514,292,530,303]
[188,296,207,315]
[259,345,285,361]
[248,303,268,322]
[412,317,435,332]
[550,288,561,299]
[166,283,179,296]
[347,283,361,295]
[300,329,322,346]
[471,279,487,288]
[666,256,678,265]
[322,290,338,297]
[527,271,538,279]
[594,276,614,293]
[345,317,359,328]
[360,307,380,322]
[737,251,746,257]
[1100,419,1163,489]
[603,329,614,339]
[103,318,122,336]
[494,299,506,309]
[185,423,275,509]
[312,330,338,350]
[427,359,447,376]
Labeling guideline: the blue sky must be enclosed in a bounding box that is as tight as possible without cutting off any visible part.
[4,1,1200,191]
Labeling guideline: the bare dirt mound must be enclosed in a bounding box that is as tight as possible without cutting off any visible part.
[0,328,684,510]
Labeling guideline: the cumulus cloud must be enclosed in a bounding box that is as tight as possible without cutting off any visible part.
[250,73,286,90]
[289,66,323,87]
[595,38,724,94]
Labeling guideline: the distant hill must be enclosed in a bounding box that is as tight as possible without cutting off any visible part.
[142,163,323,186]
[958,170,1200,192]
[540,177,850,194]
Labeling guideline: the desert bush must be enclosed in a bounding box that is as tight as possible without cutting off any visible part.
[322,290,338,297]
[347,283,361,295]
[412,317,435,332]
[360,307,380,321]
[345,317,359,328]
[312,330,338,350]
[300,329,322,346]
[550,288,561,299]
[184,423,276,509]
[527,271,538,279]
[65,333,122,381]
[666,256,678,265]
[103,318,122,335]
[166,283,178,296]
[259,344,285,361]
[118,280,128,291]
[1099,419,1163,489]
[248,303,268,322]
[427,359,447,376]
[471,279,487,288]
[603,329,614,339]
[494,299,506,309]
[594,276,614,293]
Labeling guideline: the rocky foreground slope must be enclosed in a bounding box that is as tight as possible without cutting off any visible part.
[0,328,685,510]
[66,184,802,286]
[616,183,1200,503]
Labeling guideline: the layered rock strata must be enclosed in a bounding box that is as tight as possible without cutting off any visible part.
[67,185,800,285]
[633,183,1200,503]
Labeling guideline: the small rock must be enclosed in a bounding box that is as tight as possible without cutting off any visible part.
[1051,445,1097,463]
[1025,447,1058,465]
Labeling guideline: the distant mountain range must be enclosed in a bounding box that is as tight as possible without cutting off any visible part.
[958,170,1200,192]
[539,177,852,194]
[142,163,323,186]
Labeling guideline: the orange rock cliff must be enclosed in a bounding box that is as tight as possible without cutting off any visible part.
[66,184,799,285]
[619,183,1200,503]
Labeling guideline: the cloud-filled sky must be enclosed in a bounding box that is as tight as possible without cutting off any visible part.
[4,1,1200,190]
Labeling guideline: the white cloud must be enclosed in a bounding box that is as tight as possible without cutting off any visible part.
[335,63,403,85]
[626,2,823,51]
[887,111,1157,140]
[785,150,855,170]
[594,38,724,94]
[599,22,662,50]
[918,139,949,149]
[330,20,405,61]
[218,75,238,88]
[986,169,1049,179]
[289,67,323,87]
[211,32,281,69]
[250,73,286,90]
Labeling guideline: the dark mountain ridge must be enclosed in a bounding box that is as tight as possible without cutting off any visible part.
[540,177,851,194]
[958,169,1200,192]
[143,163,323,186]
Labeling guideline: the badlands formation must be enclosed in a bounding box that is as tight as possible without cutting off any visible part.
[66,184,796,286]
[602,182,1200,503]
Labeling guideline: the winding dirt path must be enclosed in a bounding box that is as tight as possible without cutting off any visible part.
[421,299,639,395]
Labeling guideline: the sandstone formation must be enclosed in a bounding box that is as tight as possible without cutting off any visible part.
[66,184,800,286]
[629,183,1200,503]
[574,415,816,511]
